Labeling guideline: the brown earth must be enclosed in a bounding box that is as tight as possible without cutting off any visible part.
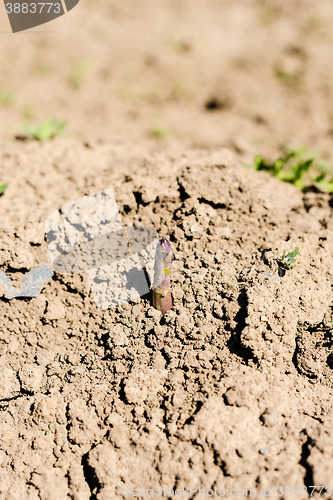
[1,0,333,163]
[1,0,333,499]
[1,141,333,499]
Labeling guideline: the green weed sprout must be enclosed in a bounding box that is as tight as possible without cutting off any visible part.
[278,247,299,270]
[247,147,333,192]
[22,103,34,120]
[0,89,15,106]
[22,119,67,141]
[152,237,173,315]
[0,183,8,196]
[275,68,304,91]
[69,59,89,89]
[150,125,171,139]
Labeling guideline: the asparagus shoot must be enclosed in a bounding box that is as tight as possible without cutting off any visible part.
[152,237,173,315]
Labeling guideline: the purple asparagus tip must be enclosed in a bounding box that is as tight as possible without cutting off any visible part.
[160,237,172,255]
[152,237,173,315]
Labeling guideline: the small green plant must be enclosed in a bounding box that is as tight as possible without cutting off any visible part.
[21,103,34,120]
[22,119,67,141]
[247,147,333,192]
[69,59,89,89]
[116,84,135,99]
[170,80,189,100]
[150,125,171,139]
[37,63,53,76]
[304,15,328,38]
[260,6,281,24]
[0,89,15,106]
[0,183,9,196]
[275,68,304,91]
[166,35,191,53]
[45,423,52,435]
[277,248,299,270]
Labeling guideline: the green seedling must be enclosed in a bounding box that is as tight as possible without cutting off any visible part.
[170,80,190,100]
[116,84,159,102]
[246,147,333,192]
[152,237,173,315]
[45,423,52,435]
[69,59,89,89]
[166,35,191,53]
[37,63,53,76]
[0,183,8,196]
[275,68,304,91]
[150,125,171,139]
[260,6,280,24]
[304,15,328,38]
[21,103,34,120]
[277,247,299,270]
[22,119,67,141]
[0,89,15,106]
[116,84,135,99]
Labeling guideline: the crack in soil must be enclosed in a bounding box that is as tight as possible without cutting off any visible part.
[226,288,258,364]
[198,197,227,210]
[299,434,314,489]
[82,450,101,500]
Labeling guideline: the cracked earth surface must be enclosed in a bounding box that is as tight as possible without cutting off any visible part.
[0,141,333,499]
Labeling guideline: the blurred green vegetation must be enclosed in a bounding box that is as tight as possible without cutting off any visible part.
[0,183,9,196]
[150,125,171,139]
[0,89,15,106]
[246,146,333,192]
[21,104,35,120]
[37,63,53,76]
[22,119,67,141]
[69,58,90,89]
[275,68,305,91]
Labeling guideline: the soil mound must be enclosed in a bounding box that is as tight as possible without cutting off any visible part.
[0,140,333,499]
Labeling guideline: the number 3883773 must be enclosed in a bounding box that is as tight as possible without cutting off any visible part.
[5,3,61,14]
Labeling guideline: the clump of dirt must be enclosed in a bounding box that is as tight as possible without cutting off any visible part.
[0,140,333,499]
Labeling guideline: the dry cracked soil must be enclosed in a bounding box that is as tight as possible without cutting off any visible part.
[1,142,333,499]
[1,0,333,498]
